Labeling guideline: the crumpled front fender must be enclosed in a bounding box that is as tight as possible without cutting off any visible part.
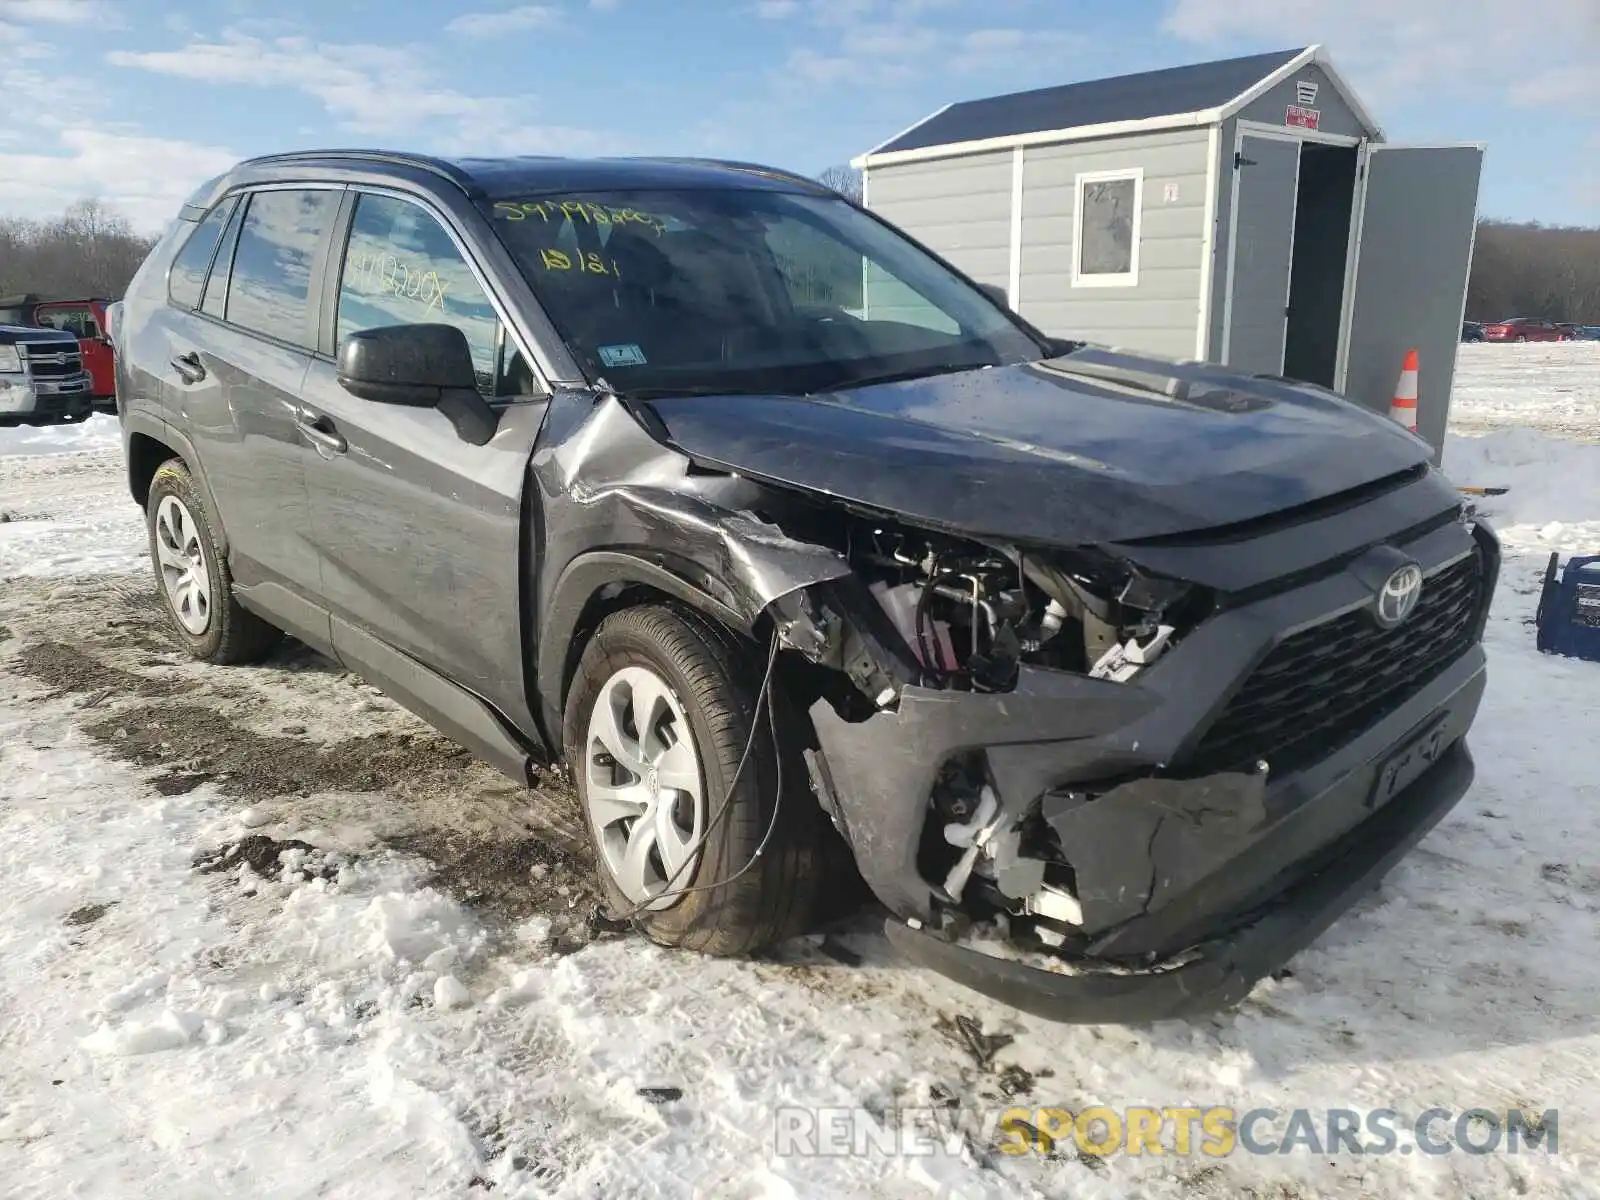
[531,392,853,749]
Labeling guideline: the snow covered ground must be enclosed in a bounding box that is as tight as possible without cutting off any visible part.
[1449,341,1600,440]
[2,352,1598,1199]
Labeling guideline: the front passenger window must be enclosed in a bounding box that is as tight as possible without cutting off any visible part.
[337,194,502,396]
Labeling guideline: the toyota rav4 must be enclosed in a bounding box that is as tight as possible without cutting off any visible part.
[114,151,1498,1022]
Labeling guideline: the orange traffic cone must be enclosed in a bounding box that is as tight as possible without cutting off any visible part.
[1390,349,1419,432]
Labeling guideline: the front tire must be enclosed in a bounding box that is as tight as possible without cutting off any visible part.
[146,459,282,664]
[564,604,823,955]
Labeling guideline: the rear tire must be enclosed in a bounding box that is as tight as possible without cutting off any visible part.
[564,604,824,956]
[146,458,282,665]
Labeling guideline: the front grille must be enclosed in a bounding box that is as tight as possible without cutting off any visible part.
[1186,551,1485,776]
[20,342,83,378]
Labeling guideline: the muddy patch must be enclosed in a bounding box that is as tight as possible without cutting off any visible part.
[387,829,599,929]
[83,701,473,799]
[3,574,606,942]
[11,640,183,700]
[151,770,213,796]
[64,902,116,927]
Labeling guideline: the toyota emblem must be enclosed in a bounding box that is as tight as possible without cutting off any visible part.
[1374,563,1424,628]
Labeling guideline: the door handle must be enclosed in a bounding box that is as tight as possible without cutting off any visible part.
[296,412,348,455]
[170,352,206,384]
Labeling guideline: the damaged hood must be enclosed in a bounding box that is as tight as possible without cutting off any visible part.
[642,346,1434,545]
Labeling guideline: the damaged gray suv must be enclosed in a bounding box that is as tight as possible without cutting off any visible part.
[116,151,1498,1022]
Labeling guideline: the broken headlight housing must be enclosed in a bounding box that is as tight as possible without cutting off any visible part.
[835,520,1210,693]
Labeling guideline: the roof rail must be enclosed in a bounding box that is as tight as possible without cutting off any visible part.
[233,149,485,198]
[644,157,824,189]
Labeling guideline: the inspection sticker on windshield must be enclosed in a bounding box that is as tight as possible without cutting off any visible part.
[598,343,648,368]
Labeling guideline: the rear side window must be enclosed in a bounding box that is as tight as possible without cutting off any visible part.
[168,199,234,310]
[225,189,339,348]
[201,201,246,319]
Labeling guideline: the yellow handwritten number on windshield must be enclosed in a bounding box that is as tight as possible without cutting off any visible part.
[494,199,664,235]
[538,248,622,277]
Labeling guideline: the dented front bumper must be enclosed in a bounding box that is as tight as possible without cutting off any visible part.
[883,737,1473,1023]
[804,519,1496,1021]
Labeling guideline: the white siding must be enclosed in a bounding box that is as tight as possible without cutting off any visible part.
[1017,129,1211,359]
[864,152,1013,288]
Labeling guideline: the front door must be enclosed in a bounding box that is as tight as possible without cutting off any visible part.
[1339,144,1483,451]
[1225,134,1301,376]
[298,190,545,727]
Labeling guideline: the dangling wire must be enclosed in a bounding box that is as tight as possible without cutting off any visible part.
[915,553,946,681]
[608,627,783,921]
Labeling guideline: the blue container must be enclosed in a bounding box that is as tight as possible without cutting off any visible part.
[1536,554,1600,661]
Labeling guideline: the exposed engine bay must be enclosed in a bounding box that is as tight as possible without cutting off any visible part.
[756,505,1220,950]
[843,520,1203,692]
[769,504,1210,701]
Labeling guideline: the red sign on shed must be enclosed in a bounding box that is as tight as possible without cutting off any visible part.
[1285,104,1321,131]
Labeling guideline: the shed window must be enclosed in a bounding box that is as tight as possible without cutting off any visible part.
[1073,169,1142,287]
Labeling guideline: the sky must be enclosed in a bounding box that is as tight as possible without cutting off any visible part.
[1,0,1597,232]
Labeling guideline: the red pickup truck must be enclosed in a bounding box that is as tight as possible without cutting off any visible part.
[0,294,117,412]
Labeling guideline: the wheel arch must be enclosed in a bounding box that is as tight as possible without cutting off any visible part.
[124,414,230,557]
[536,551,755,756]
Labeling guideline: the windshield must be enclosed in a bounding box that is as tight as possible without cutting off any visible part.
[482,187,1045,395]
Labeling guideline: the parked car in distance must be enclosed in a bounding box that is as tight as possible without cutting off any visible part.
[0,323,96,426]
[1555,323,1600,342]
[1461,321,1485,342]
[114,149,1500,1023]
[1481,317,1569,343]
[0,294,118,412]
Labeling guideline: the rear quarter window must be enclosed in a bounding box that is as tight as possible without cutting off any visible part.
[168,199,235,310]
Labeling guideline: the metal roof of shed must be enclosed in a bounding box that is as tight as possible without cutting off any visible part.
[855,45,1379,167]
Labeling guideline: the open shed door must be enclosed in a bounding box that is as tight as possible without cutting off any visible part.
[1224,134,1301,375]
[1338,144,1483,454]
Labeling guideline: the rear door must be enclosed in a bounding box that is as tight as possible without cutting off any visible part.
[298,189,547,725]
[168,186,342,645]
[1224,133,1301,375]
[1338,144,1483,452]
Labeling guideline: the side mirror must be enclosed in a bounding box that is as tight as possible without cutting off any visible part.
[977,282,1011,311]
[337,323,499,446]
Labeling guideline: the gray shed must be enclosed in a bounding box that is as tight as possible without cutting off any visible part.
[852,46,1483,451]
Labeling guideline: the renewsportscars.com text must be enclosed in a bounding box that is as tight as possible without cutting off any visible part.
[774,1105,1558,1159]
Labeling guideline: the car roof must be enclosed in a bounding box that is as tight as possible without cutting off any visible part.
[181,150,832,215]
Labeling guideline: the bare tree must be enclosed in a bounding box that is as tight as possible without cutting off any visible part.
[1466,219,1600,323]
[0,197,156,301]
[817,165,864,203]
